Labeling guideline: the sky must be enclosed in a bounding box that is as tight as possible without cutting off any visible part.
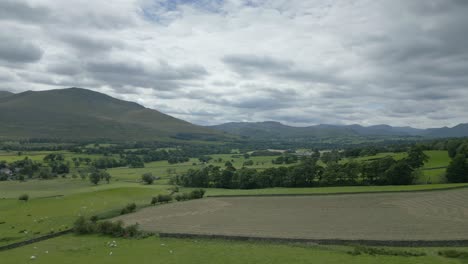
[0,0,467,128]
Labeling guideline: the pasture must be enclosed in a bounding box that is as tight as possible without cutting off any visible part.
[0,234,464,264]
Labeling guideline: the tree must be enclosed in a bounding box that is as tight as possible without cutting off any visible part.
[406,146,429,169]
[142,173,154,185]
[18,194,29,202]
[321,150,341,164]
[102,171,111,184]
[446,154,468,183]
[38,167,53,179]
[89,170,101,185]
[385,160,414,185]
[198,156,212,163]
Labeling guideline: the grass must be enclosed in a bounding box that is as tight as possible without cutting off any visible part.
[0,234,461,264]
[423,150,451,168]
[189,183,468,197]
[0,185,169,246]
[108,154,284,182]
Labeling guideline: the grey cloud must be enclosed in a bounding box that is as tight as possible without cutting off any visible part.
[84,60,208,90]
[0,0,51,23]
[0,36,43,63]
[47,63,82,76]
[222,54,342,84]
[222,54,292,74]
[59,33,124,54]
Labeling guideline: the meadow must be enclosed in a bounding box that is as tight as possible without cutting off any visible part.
[1,234,466,264]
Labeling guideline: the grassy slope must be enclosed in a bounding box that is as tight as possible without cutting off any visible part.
[0,185,170,246]
[0,235,462,264]
[0,88,224,141]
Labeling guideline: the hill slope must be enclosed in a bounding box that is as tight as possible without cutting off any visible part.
[209,121,468,139]
[0,88,225,141]
[0,91,13,98]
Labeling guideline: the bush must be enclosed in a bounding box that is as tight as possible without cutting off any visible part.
[18,194,29,202]
[169,186,179,193]
[175,189,205,201]
[142,173,155,185]
[190,189,206,199]
[74,216,143,238]
[90,215,99,223]
[151,194,173,205]
[120,203,137,215]
[348,246,426,257]
[175,193,190,201]
[73,216,96,234]
[438,250,468,259]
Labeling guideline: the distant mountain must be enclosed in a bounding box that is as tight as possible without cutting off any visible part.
[209,121,468,139]
[208,121,356,139]
[0,88,225,142]
[0,91,13,98]
[423,123,468,138]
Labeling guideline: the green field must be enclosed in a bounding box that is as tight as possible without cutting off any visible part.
[0,184,171,246]
[0,148,464,263]
[0,235,464,264]
[107,154,283,181]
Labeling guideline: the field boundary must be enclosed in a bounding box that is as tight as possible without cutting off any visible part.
[159,232,468,247]
[0,229,72,252]
[422,166,448,170]
[207,185,468,198]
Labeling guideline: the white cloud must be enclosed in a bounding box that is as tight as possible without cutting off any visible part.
[1,0,468,128]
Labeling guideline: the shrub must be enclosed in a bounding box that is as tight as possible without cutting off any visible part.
[97,220,125,236]
[18,194,29,202]
[174,189,205,201]
[142,173,154,185]
[74,217,143,238]
[438,250,468,259]
[348,246,425,257]
[169,186,179,193]
[73,216,96,234]
[120,203,137,215]
[151,194,173,205]
[190,189,206,199]
[124,224,140,237]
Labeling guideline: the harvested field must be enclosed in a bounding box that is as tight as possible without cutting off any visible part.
[116,188,468,241]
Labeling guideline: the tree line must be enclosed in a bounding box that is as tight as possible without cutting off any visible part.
[173,147,430,189]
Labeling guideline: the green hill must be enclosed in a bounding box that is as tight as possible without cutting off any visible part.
[0,88,226,142]
[0,91,13,98]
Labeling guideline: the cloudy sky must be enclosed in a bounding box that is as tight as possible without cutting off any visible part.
[1,0,467,128]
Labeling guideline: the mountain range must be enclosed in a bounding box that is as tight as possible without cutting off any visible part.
[0,87,467,142]
[208,121,468,139]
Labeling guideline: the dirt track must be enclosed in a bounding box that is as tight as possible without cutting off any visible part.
[116,189,468,241]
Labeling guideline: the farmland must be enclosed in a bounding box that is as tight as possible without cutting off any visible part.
[116,188,468,241]
[0,147,467,264]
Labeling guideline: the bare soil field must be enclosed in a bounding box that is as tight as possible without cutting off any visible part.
[116,189,468,241]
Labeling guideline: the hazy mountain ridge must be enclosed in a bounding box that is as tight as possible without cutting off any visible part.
[0,91,13,98]
[0,88,225,141]
[208,121,468,139]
